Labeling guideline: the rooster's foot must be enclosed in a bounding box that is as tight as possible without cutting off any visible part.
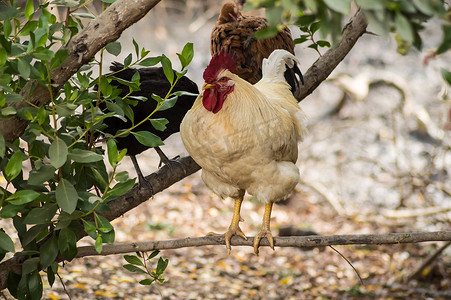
[253,228,274,255]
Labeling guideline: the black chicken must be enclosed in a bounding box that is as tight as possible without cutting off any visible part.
[100,62,199,187]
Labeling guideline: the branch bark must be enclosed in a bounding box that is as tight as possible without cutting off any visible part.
[0,0,162,143]
[75,231,451,258]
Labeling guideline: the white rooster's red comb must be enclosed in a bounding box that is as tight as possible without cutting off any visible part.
[203,50,238,83]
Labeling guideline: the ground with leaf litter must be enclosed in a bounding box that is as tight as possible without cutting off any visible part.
[3,3,451,299]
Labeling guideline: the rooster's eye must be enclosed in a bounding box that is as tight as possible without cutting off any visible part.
[219,77,228,82]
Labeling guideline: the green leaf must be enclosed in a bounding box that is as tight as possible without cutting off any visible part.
[96,214,114,233]
[151,93,164,103]
[5,151,23,181]
[115,171,129,182]
[123,264,147,274]
[28,270,43,300]
[49,137,68,169]
[23,203,58,224]
[317,40,331,48]
[156,257,168,275]
[0,204,21,218]
[265,6,283,27]
[1,106,16,116]
[7,190,40,205]
[355,0,385,10]
[105,41,121,56]
[71,12,96,19]
[441,69,451,85]
[139,56,162,67]
[297,14,316,26]
[150,118,169,131]
[25,0,35,21]
[55,179,78,214]
[157,96,178,111]
[50,49,68,69]
[139,278,155,285]
[3,19,12,38]
[133,39,139,58]
[32,48,54,61]
[124,255,144,267]
[82,220,96,238]
[412,0,436,15]
[364,10,390,37]
[5,93,23,103]
[309,21,321,34]
[171,91,198,98]
[124,53,132,67]
[395,13,414,43]
[161,55,174,84]
[254,26,279,39]
[21,224,49,246]
[22,257,40,274]
[58,228,78,261]
[323,0,351,14]
[28,165,55,185]
[40,234,58,269]
[17,58,31,79]
[131,131,164,147]
[37,106,46,125]
[95,235,103,253]
[47,265,56,287]
[177,42,194,69]
[0,6,18,20]
[148,250,160,259]
[0,230,15,252]
[107,139,118,167]
[68,149,103,163]
[437,25,451,55]
[103,179,135,201]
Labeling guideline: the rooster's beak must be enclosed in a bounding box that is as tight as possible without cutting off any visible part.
[202,83,215,90]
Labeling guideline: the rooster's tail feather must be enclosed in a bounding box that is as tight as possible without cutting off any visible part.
[261,50,303,102]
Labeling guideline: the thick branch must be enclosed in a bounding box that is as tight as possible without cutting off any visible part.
[76,231,451,258]
[100,156,200,221]
[0,0,161,143]
[298,9,367,101]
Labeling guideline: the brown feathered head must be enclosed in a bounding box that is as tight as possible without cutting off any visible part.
[218,2,240,24]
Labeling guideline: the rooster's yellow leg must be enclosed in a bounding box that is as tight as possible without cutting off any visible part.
[254,202,274,255]
[224,196,247,254]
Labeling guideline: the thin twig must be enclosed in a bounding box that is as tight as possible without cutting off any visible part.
[328,245,364,286]
[73,231,451,259]
[383,206,451,219]
[407,241,451,282]
[299,179,346,215]
[57,272,72,300]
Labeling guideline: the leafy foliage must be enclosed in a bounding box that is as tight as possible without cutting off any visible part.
[123,250,169,285]
[246,0,451,56]
[0,1,194,298]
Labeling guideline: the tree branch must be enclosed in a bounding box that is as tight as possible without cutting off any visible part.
[75,231,451,258]
[0,0,162,143]
[298,9,367,101]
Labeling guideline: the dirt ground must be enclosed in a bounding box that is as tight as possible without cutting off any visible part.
[2,1,451,299]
